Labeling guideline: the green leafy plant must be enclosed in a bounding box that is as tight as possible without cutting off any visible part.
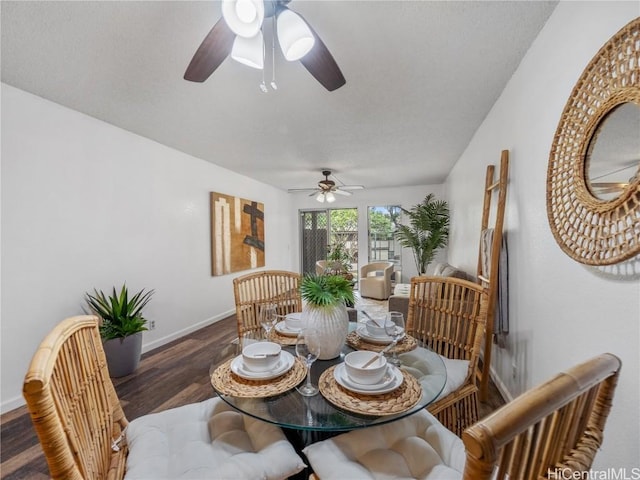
[395,194,450,275]
[300,274,354,308]
[326,239,354,272]
[85,284,154,340]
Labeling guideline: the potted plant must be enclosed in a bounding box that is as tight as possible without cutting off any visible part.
[395,193,450,275]
[300,274,354,359]
[85,284,154,377]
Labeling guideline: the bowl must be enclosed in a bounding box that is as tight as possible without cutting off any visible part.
[241,341,282,372]
[285,312,303,330]
[344,351,388,385]
[365,319,393,338]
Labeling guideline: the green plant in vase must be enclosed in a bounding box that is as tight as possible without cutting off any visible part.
[395,193,450,275]
[85,284,154,377]
[300,274,354,360]
[301,274,355,307]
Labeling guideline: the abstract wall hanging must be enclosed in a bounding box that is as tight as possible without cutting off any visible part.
[210,192,265,275]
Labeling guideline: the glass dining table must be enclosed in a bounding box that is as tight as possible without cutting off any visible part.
[208,322,447,448]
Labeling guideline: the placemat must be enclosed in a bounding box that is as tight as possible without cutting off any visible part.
[211,357,306,398]
[346,331,417,353]
[269,329,297,346]
[319,365,422,416]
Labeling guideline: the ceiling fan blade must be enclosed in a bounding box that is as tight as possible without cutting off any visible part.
[338,185,365,190]
[184,18,235,82]
[287,188,319,193]
[334,189,352,196]
[294,12,346,92]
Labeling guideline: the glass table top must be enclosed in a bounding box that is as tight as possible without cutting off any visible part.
[209,329,446,432]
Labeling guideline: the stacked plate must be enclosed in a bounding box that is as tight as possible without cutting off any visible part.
[274,312,303,337]
[230,351,295,380]
[333,363,403,394]
[356,324,405,345]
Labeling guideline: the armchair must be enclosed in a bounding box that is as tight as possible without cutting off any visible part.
[359,262,394,300]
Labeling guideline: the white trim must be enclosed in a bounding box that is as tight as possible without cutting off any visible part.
[141,310,234,353]
[489,363,514,403]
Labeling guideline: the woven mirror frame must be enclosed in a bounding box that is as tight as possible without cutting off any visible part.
[547,18,640,266]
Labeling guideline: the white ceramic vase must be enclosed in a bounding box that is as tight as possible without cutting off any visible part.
[302,302,349,360]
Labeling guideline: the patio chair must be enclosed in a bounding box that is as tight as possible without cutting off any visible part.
[303,353,621,479]
[233,270,302,339]
[407,276,488,436]
[22,315,305,480]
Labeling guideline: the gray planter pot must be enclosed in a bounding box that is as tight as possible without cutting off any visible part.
[103,332,143,378]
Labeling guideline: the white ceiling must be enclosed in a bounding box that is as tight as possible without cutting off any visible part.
[1,0,557,192]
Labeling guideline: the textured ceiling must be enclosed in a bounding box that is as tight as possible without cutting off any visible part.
[1,0,557,192]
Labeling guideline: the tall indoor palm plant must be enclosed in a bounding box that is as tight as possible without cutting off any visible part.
[395,194,450,275]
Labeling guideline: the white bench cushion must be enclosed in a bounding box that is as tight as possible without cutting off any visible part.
[303,410,465,479]
[124,398,305,479]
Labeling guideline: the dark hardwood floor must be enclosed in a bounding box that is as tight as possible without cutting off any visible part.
[1,315,505,479]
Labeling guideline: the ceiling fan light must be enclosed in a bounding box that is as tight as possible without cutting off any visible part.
[325,192,336,203]
[231,31,264,69]
[222,0,264,38]
[316,192,326,203]
[235,0,257,23]
[277,9,315,61]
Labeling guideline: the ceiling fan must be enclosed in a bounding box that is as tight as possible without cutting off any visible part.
[184,0,346,92]
[288,170,364,202]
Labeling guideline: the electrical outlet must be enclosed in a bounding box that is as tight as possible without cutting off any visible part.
[149,320,156,330]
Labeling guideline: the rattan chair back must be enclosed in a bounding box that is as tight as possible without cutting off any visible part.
[233,270,302,338]
[406,276,488,435]
[463,353,621,479]
[23,315,128,480]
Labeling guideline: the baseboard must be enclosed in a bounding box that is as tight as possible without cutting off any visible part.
[1,310,235,415]
[141,309,234,353]
[489,364,514,402]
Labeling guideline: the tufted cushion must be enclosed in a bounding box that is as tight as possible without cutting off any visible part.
[433,263,469,281]
[124,398,306,479]
[303,410,465,479]
[400,348,469,401]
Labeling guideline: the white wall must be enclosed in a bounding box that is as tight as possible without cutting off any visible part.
[0,84,294,412]
[289,184,447,283]
[445,2,640,469]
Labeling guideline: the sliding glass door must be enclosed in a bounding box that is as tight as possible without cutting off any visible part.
[299,208,358,279]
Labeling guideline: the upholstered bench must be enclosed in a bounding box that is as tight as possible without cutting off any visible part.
[388,263,472,319]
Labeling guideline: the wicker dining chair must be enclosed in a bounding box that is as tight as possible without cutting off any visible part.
[304,353,621,479]
[406,275,488,436]
[22,315,305,480]
[233,270,302,339]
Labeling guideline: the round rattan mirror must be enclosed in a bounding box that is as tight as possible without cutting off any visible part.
[547,18,640,266]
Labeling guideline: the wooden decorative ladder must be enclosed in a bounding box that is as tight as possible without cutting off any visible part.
[476,150,509,401]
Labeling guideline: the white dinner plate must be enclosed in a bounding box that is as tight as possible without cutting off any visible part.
[230,351,295,380]
[275,320,301,337]
[356,325,405,345]
[334,363,403,395]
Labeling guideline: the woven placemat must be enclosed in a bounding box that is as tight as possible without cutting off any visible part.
[269,329,297,346]
[319,365,422,416]
[346,331,417,353]
[211,357,306,398]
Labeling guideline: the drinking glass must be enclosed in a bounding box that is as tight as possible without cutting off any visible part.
[295,328,322,396]
[384,311,405,366]
[260,303,278,340]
